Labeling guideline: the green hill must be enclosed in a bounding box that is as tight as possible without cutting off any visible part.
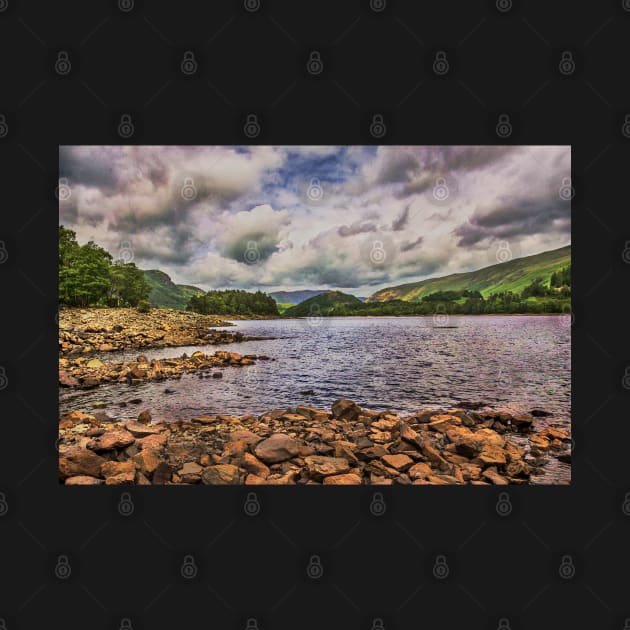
[367,245,571,302]
[283,291,364,316]
[143,270,205,309]
[269,290,328,304]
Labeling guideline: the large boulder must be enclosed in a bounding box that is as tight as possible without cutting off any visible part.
[331,399,361,421]
[253,434,300,464]
[59,449,106,479]
[201,464,244,485]
[304,456,350,479]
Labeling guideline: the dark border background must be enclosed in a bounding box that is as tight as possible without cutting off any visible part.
[1,1,629,629]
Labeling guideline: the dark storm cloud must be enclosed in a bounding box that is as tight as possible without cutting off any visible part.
[391,205,410,231]
[400,236,424,252]
[59,146,119,191]
[453,192,570,247]
[338,221,377,237]
[376,153,419,185]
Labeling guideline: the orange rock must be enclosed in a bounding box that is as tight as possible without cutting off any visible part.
[323,473,362,485]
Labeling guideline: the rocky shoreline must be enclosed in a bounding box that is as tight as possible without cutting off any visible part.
[58,308,254,357]
[58,399,571,485]
[59,350,271,389]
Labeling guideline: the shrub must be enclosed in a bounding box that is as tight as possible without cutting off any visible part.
[137,299,151,313]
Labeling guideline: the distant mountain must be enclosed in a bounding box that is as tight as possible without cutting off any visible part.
[269,290,328,305]
[283,291,364,316]
[143,270,205,309]
[367,245,571,302]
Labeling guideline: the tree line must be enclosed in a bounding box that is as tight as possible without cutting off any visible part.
[59,226,151,309]
[187,290,279,316]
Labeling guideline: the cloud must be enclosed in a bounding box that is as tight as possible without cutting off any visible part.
[59,145,570,295]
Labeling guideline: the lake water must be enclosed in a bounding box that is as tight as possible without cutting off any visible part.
[59,316,571,483]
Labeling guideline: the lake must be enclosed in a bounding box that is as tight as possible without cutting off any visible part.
[59,315,571,483]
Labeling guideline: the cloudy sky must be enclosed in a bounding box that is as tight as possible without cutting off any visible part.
[59,145,571,297]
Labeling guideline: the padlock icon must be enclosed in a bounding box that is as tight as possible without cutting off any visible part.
[306,177,324,201]
[244,241,259,264]
[558,554,575,579]
[118,492,134,516]
[495,491,512,516]
[181,554,197,579]
[119,618,133,630]
[495,114,512,138]
[622,114,630,139]
[0,492,8,516]
[495,240,512,263]
[495,0,512,12]
[624,0,630,12]
[307,51,323,75]
[432,303,449,327]
[432,177,449,202]
[181,51,197,75]
[432,554,449,579]
[558,51,575,76]
[0,366,8,390]
[0,618,6,630]
[622,367,630,390]
[307,304,323,328]
[0,0,7,12]
[371,618,385,630]
[0,114,7,138]
[558,177,574,201]
[306,554,323,579]
[370,0,386,11]
[244,0,261,11]
[55,51,71,76]
[624,618,630,630]
[370,114,386,138]
[54,554,72,579]
[369,492,386,516]
[621,492,630,516]
[497,618,511,630]
[243,114,261,138]
[0,241,7,264]
[118,0,134,12]
[369,240,386,265]
[56,177,71,201]
[244,492,260,516]
[432,51,449,75]
[118,114,134,138]
[181,177,197,201]
[622,241,630,264]
[245,618,259,630]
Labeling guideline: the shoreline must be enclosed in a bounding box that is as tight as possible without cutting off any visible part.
[58,399,570,486]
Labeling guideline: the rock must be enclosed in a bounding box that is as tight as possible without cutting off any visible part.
[91,401,107,409]
[482,467,509,485]
[152,461,173,484]
[510,414,534,431]
[381,454,414,471]
[421,442,448,468]
[125,420,162,437]
[92,412,112,423]
[323,473,362,485]
[475,445,507,468]
[245,474,268,485]
[86,358,104,368]
[241,453,270,479]
[426,414,461,433]
[407,462,432,480]
[137,410,152,424]
[100,460,135,479]
[59,449,106,479]
[65,475,104,485]
[530,408,551,417]
[133,449,163,477]
[87,429,135,451]
[212,371,223,378]
[59,371,80,387]
[104,471,135,485]
[557,452,571,464]
[304,456,350,479]
[128,398,143,405]
[201,464,244,485]
[254,434,300,464]
[137,433,168,451]
[539,427,570,441]
[331,399,361,421]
